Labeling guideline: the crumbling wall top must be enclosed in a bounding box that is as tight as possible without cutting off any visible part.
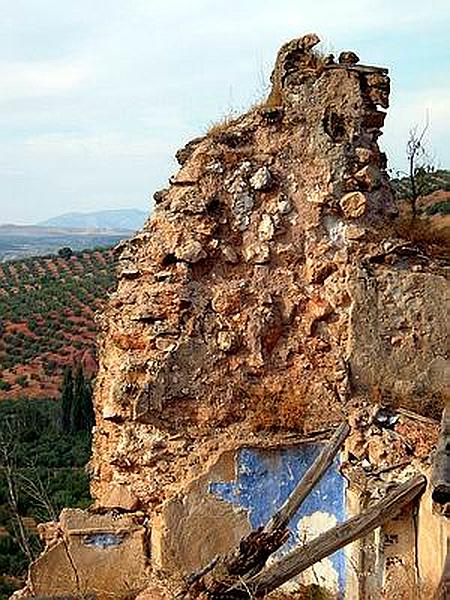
[88,33,446,520]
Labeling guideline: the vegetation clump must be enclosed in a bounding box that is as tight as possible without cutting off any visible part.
[425,198,450,216]
[390,168,450,203]
[0,248,117,399]
[0,386,93,596]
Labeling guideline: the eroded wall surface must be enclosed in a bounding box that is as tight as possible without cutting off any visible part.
[418,483,450,592]
[209,445,346,594]
[153,443,346,595]
[151,449,252,577]
[343,408,448,599]
[347,486,450,599]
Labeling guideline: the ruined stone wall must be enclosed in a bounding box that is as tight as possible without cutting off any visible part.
[25,510,149,599]
[90,35,448,517]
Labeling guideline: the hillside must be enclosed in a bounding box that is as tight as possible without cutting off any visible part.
[0,248,117,400]
[390,168,450,212]
[0,225,130,262]
[38,208,147,231]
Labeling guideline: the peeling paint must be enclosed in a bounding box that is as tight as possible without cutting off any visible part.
[83,532,126,549]
[209,444,347,592]
[295,511,339,593]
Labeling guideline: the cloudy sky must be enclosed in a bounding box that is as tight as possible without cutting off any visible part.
[1,0,449,224]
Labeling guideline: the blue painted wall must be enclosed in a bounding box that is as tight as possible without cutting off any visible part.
[209,444,346,593]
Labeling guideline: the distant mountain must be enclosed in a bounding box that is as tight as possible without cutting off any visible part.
[38,208,148,231]
[0,224,132,262]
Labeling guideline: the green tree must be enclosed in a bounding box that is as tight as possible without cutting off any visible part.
[81,376,95,431]
[0,380,11,392]
[58,247,73,260]
[15,376,28,388]
[61,367,74,434]
[71,366,95,432]
[71,366,84,432]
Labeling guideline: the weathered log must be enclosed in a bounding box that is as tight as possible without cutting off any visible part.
[178,422,350,599]
[228,474,427,598]
[266,422,350,533]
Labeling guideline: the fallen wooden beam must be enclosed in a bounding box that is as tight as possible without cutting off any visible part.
[266,422,350,533]
[231,474,426,598]
[178,422,350,599]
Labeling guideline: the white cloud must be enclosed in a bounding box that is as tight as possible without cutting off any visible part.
[0,60,91,99]
[22,132,174,159]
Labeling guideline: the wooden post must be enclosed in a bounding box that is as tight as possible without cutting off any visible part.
[266,422,350,533]
[178,422,350,599]
[232,474,427,598]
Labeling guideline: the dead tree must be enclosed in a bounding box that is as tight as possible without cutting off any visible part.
[405,120,434,219]
[0,429,34,564]
[178,423,427,599]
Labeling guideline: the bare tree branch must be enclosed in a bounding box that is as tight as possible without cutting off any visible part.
[406,115,433,219]
[0,429,34,564]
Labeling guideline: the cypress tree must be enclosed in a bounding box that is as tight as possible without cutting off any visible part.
[81,377,95,431]
[71,365,95,432]
[71,365,85,432]
[61,367,74,433]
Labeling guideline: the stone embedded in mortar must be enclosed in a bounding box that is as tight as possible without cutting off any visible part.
[355,147,374,165]
[258,213,275,241]
[365,72,390,108]
[340,191,368,218]
[250,166,273,191]
[211,285,241,314]
[339,51,360,65]
[277,196,292,214]
[169,187,215,214]
[220,243,239,263]
[217,330,238,352]
[174,238,206,263]
[243,240,270,263]
[233,193,254,231]
[354,164,381,191]
[175,136,204,166]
